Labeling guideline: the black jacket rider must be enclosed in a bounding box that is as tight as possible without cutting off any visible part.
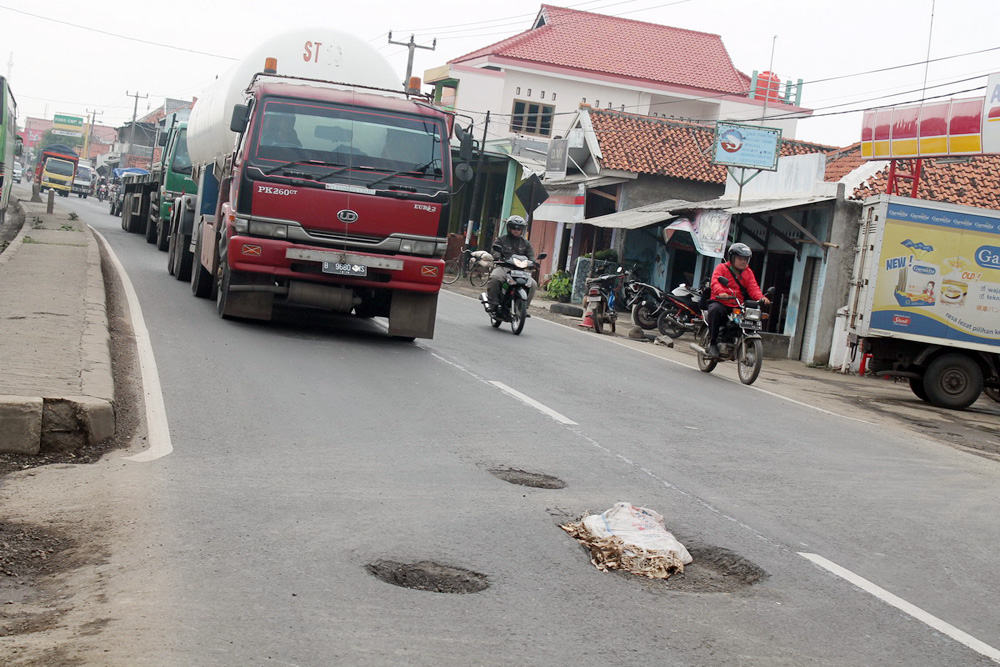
[492,233,536,263]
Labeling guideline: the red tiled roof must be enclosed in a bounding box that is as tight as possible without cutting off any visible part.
[452,5,749,95]
[823,142,868,183]
[854,155,1000,208]
[587,107,835,183]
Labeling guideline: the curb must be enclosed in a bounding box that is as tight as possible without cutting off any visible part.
[0,204,115,455]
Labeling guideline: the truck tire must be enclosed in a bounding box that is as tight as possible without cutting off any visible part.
[145,213,157,244]
[172,235,192,282]
[156,216,169,251]
[923,353,983,410]
[908,377,930,403]
[121,195,133,231]
[191,232,213,299]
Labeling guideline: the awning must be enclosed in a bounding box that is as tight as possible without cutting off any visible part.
[584,194,838,229]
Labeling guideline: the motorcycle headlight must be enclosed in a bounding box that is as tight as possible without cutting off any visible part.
[744,307,762,321]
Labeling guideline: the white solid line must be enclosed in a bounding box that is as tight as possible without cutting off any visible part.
[799,552,1000,663]
[488,381,577,425]
[92,228,173,462]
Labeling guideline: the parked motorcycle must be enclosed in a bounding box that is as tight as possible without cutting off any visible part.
[480,250,547,335]
[689,277,775,385]
[626,278,668,330]
[583,267,627,334]
[657,279,709,339]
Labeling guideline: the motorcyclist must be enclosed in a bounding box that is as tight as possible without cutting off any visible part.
[706,242,770,358]
[486,215,537,312]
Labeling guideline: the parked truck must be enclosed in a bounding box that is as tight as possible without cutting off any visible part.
[120,118,196,250]
[184,29,472,339]
[846,194,1000,409]
[35,144,79,197]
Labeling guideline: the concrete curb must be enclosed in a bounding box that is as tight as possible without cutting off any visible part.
[0,203,116,454]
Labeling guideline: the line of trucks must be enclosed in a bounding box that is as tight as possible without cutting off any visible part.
[114,28,473,340]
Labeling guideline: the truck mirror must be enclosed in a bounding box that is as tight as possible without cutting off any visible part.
[230,104,250,133]
[158,132,168,147]
[455,123,475,161]
[14,136,22,157]
[454,162,474,183]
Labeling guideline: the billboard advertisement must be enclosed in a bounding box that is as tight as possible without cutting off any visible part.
[52,113,84,138]
[712,122,782,171]
[868,201,1000,347]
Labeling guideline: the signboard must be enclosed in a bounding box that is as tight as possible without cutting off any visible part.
[544,138,569,180]
[860,97,985,159]
[868,201,1000,347]
[52,113,84,138]
[982,73,1000,155]
[712,122,782,171]
[515,173,549,213]
[663,210,732,258]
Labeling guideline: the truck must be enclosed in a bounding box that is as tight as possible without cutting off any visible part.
[35,144,78,197]
[846,194,1000,409]
[71,163,95,198]
[120,118,196,251]
[0,75,20,223]
[184,29,473,339]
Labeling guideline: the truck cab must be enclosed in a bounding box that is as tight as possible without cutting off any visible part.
[72,164,94,198]
[40,157,76,196]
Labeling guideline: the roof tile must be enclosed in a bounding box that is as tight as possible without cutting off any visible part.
[854,156,1000,208]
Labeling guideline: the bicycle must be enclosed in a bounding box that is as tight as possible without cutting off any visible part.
[443,247,491,287]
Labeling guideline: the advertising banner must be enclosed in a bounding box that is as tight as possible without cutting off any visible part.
[982,73,1000,154]
[664,209,731,258]
[869,202,1000,348]
[52,113,84,138]
[712,122,782,171]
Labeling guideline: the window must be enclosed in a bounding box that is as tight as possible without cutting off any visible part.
[516,87,521,95]
[510,100,555,137]
[595,100,600,107]
[527,89,532,96]
[541,91,545,99]
[552,93,557,101]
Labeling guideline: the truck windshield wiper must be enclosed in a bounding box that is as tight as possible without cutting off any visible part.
[366,160,438,188]
[260,159,349,177]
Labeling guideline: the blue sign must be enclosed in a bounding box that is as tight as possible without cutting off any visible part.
[712,122,782,171]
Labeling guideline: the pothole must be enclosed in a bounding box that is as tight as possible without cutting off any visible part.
[646,542,768,593]
[489,467,566,489]
[366,560,489,594]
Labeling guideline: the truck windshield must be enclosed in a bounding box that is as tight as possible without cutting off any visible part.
[46,158,75,176]
[249,98,446,187]
[76,167,92,181]
[171,129,192,175]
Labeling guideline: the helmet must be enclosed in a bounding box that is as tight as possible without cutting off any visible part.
[506,215,527,231]
[727,242,752,263]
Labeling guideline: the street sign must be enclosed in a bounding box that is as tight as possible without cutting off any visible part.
[516,173,549,213]
[544,138,569,180]
[52,113,84,138]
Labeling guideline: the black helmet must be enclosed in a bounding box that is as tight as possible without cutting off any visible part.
[728,242,752,263]
[506,215,527,231]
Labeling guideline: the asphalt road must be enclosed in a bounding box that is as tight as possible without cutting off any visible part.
[8,195,1000,666]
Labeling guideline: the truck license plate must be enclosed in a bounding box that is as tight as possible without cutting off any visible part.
[322,261,367,277]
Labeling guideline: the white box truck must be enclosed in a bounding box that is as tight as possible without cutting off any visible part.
[846,194,1000,409]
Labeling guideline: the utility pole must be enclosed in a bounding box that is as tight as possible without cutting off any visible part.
[83,109,102,161]
[387,32,436,90]
[465,111,490,246]
[124,91,147,168]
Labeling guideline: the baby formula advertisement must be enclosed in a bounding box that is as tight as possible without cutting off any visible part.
[871,202,1000,347]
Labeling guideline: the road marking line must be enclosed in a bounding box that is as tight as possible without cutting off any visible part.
[799,552,1000,663]
[488,381,577,425]
[92,228,173,462]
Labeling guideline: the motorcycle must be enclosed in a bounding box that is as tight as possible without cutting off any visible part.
[656,279,709,339]
[626,277,668,330]
[689,277,775,385]
[479,250,547,335]
[97,183,109,202]
[582,267,627,334]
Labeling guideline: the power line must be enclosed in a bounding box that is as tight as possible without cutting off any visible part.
[0,5,238,60]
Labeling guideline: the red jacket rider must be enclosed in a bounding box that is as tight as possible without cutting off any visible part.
[706,243,769,357]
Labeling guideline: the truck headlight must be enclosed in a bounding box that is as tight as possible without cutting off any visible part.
[249,220,288,238]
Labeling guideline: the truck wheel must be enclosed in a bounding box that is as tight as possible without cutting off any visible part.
[121,195,132,231]
[145,214,157,244]
[923,354,983,410]
[156,218,169,251]
[908,377,930,403]
[174,236,192,282]
[216,263,235,319]
[191,232,213,298]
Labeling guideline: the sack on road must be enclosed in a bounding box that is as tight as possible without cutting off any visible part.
[561,502,692,579]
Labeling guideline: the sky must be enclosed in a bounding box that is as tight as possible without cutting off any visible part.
[3,0,997,148]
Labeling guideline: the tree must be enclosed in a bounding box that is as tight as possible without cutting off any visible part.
[37,130,84,153]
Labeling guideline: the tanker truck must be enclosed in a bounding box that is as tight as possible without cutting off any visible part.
[185,29,473,339]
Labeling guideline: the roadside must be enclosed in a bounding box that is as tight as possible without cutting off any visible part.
[442,279,1000,461]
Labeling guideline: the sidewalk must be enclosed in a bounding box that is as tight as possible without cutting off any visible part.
[0,192,114,454]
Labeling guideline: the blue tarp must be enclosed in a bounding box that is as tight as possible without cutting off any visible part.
[112,167,149,179]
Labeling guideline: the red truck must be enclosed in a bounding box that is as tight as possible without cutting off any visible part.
[185,29,472,339]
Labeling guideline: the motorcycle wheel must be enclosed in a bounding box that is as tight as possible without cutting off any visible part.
[656,306,686,338]
[631,303,657,330]
[737,338,764,385]
[591,302,604,334]
[510,299,526,335]
[696,327,717,373]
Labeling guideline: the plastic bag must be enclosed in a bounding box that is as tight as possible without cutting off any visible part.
[561,503,692,579]
[471,250,494,267]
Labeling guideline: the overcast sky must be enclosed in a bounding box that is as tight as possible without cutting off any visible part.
[3,0,996,148]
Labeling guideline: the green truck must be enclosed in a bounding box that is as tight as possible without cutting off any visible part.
[119,118,196,252]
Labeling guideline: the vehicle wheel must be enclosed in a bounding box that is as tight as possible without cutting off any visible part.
[909,377,930,402]
[167,228,177,276]
[490,313,502,328]
[121,195,132,231]
[510,299,526,335]
[737,338,764,385]
[591,303,604,334]
[145,213,157,244]
[442,258,461,284]
[631,303,657,330]
[609,312,617,334]
[469,264,490,288]
[191,232,213,298]
[656,306,686,338]
[156,218,169,251]
[923,354,983,410]
[696,327,718,373]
